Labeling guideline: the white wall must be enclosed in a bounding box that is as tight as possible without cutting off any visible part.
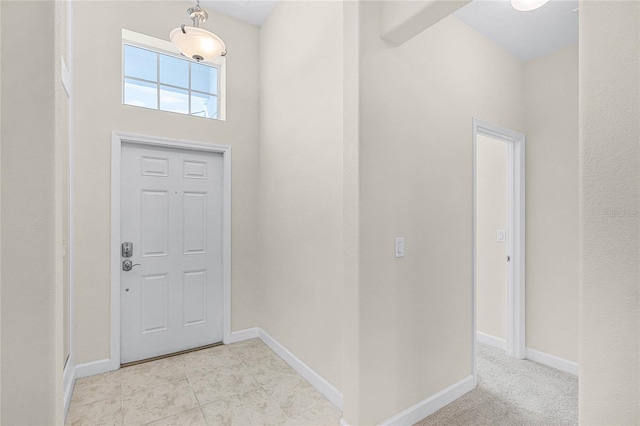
[72,1,260,364]
[356,4,525,422]
[524,44,579,363]
[258,0,344,391]
[476,135,507,341]
[579,1,639,423]
[1,1,63,423]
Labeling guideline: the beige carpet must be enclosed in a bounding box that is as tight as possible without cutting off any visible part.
[415,343,578,426]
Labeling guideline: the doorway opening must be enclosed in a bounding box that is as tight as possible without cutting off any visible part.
[472,118,526,383]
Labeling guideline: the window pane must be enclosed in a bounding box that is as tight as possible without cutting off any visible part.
[124,78,157,109]
[124,45,157,81]
[159,54,188,88]
[191,63,218,95]
[191,92,218,119]
[160,85,189,115]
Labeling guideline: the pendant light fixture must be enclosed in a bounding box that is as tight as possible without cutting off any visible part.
[511,0,550,12]
[170,0,227,62]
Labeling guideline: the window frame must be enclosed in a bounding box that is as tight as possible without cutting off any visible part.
[121,29,226,121]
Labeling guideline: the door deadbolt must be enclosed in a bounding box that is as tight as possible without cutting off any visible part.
[122,242,133,258]
[122,259,141,271]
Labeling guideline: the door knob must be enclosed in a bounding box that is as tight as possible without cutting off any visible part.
[122,260,141,271]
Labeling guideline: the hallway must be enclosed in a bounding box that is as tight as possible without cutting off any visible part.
[1,0,638,424]
[416,344,578,425]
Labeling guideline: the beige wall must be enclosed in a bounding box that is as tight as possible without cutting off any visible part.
[524,44,579,363]
[356,4,525,422]
[258,0,344,390]
[579,1,639,423]
[0,1,3,420]
[473,44,579,358]
[341,1,361,421]
[72,1,260,364]
[1,1,63,423]
[476,135,507,340]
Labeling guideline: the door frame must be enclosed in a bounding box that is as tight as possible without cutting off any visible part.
[110,131,232,370]
[472,118,526,383]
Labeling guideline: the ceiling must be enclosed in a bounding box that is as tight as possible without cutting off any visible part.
[200,0,278,27]
[197,0,578,61]
[454,0,579,61]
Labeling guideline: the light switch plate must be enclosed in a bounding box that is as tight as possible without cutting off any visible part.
[395,237,405,258]
[497,229,506,243]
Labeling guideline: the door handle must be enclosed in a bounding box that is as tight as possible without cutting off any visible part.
[122,260,141,271]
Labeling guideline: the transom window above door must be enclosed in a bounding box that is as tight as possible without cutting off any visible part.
[123,44,220,120]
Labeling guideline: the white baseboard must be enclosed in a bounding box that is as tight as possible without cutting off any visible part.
[525,347,578,376]
[380,375,475,426]
[257,328,343,411]
[226,327,259,344]
[477,331,506,351]
[63,358,76,419]
[75,358,112,379]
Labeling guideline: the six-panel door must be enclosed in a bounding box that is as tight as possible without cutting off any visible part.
[120,143,223,364]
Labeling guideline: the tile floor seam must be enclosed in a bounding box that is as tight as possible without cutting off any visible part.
[125,398,198,424]
[120,372,125,424]
[197,403,209,426]
[139,410,182,426]
[184,364,210,426]
[121,364,195,425]
[235,346,304,421]
[196,380,261,408]
[238,344,334,420]
[297,396,336,417]
[257,379,292,421]
[67,392,122,409]
[136,405,205,426]
[183,362,205,423]
[123,374,187,384]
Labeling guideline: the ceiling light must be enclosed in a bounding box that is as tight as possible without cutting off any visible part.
[170,0,226,62]
[511,0,550,12]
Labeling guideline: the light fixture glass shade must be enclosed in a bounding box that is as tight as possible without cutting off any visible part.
[511,0,550,11]
[170,26,226,62]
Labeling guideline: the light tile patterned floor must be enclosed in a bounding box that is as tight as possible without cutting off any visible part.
[66,339,342,426]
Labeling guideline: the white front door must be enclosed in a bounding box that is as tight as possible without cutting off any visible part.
[120,143,223,364]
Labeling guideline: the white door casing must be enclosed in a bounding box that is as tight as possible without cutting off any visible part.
[111,133,232,369]
[472,118,526,383]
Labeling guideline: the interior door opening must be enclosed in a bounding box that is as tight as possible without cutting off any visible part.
[476,134,509,352]
[472,118,526,383]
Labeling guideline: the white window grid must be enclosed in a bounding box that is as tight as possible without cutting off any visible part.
[122,42,221,120]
